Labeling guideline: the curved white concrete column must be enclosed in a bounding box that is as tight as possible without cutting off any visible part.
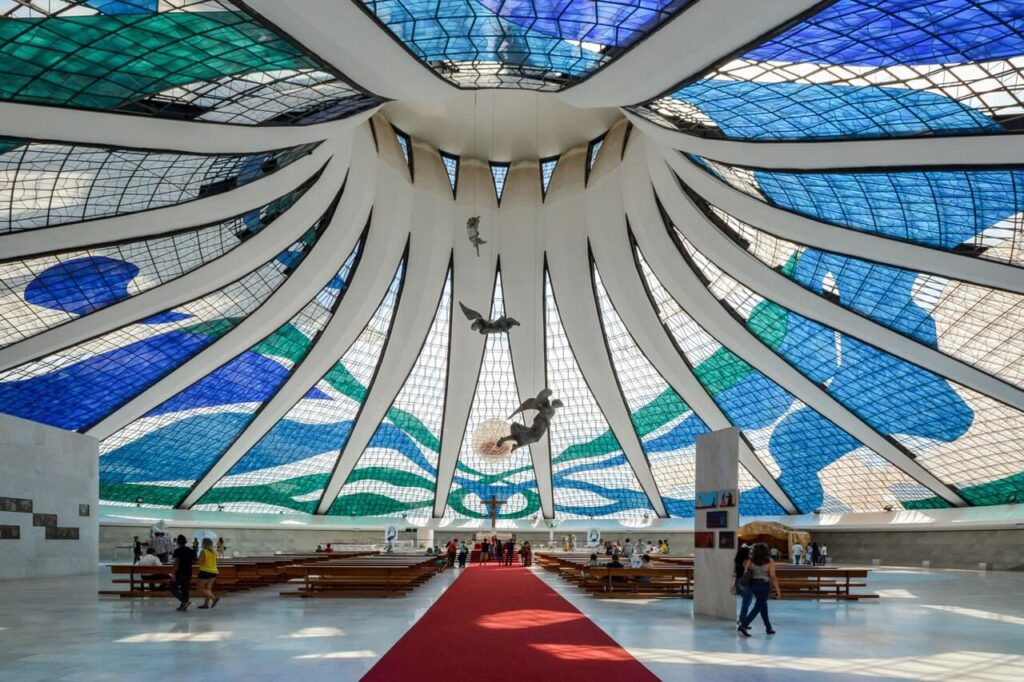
[0,146,331,261]
[497,160,555,518]
[433,160,495,518]
[594,142,798,513]
[561,0,820,108]
[315,155,455,514]
[243,0,455,103]
[663,146,1024,296]
[627,149,968,507]
[86,137,376,441]
[0,102,374,154]
[649,147,1024,412]
[180,216,407,509]
[546,147,667,517]
[0,145,350,373]
[627,112,1024,171]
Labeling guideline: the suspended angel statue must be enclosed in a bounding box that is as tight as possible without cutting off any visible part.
[497,388,563,451]
[466,216,486,256]
[459,301,520,334]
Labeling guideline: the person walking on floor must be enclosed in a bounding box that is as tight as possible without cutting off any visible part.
[446,538,458,568]
[457,541,468,568]
[505,539,515,566]
[520,541,533,567]
[791,541,802,566]
[196,538,220,610]
[480,538,491,565]
[494,539,504,565]
[132,536,142,565]
[168,534,194,612]
[733,545,753,626]
[738,543,781,637]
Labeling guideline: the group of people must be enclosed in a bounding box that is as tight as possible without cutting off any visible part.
[133,534,227,564]
[133,535,221,612]
[601,538,670,557]
[433,537,534,568]
[789,541,827,566]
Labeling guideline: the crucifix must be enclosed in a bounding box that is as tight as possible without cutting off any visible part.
[482,494,507,529]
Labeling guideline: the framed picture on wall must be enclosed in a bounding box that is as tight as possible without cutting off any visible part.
[718,489,737,508]
[79,504,90,517]
[694,531,715,549]
[695,491,717,509]
[706,510,728,528]
[719,531,735,549]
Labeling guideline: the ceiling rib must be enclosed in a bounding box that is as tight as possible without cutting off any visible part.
[314,244,452,515]
[597,145,798,513]
[0,101,374,154]
[0,153,345,374]
[546,148,667,517]
[0,146,330,262]
[629,149,968,507]
[431,217,495,518]
[179,137,396,509]
[664,147,1024,296]
[628,112,1024,171]
[561,0,820,108]
[85,149,369,441]
[495,161,556,519]
[650,150,1024,413]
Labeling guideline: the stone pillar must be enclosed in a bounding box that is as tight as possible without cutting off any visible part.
[693,428,740,620]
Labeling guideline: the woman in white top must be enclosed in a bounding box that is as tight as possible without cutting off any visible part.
[738,543,781,636]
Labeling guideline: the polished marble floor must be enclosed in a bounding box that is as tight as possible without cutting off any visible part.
[0,565,1022,681]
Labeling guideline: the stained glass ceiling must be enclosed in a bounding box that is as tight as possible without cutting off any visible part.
[0,0,1023,520]
[358,0,693,90]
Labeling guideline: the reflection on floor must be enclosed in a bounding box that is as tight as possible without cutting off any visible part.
[534,566,1024,681]
[0,565,1022,681]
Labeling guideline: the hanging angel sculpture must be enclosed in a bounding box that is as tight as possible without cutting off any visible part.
[497,388,563,451]
[466,216,486,256]
[459,301,520,334]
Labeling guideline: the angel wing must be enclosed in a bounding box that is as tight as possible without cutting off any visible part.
[535,388,553,403]
[459,301,484,322]
[509,397,541,419]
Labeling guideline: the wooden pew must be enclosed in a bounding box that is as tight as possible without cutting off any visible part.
[279,556,438,598]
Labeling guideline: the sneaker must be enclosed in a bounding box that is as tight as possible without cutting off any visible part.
[766,628,776,635]
[737,626,751,637]
[176,601,191,612]
[211,597,220,609]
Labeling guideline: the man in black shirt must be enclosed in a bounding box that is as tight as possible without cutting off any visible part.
[168,534,194,611]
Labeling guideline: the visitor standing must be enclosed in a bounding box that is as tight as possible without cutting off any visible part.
[196,538,220,610]
[494,539,504,564]
[131,536,142,564]
[154,532,172,564]
[457,541,468,568]
[446,538,457,567]
[733,545,753,625]
[520,541,533,566]
[810,542,821,566]
[480,538,491,564]
[791,541,803,565]
[192,537,199,559]
[821,545,828,565]
[168,534,194,612]
[738,543,781,636]
[505,538,515,566]
[217,537,226,558]
[622,538,633,558]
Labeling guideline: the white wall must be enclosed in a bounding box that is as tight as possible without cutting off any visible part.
[0,414,99,579]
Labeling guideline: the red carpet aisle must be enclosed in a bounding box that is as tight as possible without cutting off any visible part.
[362,564,657,681]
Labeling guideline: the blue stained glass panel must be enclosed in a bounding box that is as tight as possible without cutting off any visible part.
[747,0,1024,67]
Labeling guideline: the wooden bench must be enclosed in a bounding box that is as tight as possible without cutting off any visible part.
[280,557,438,598]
